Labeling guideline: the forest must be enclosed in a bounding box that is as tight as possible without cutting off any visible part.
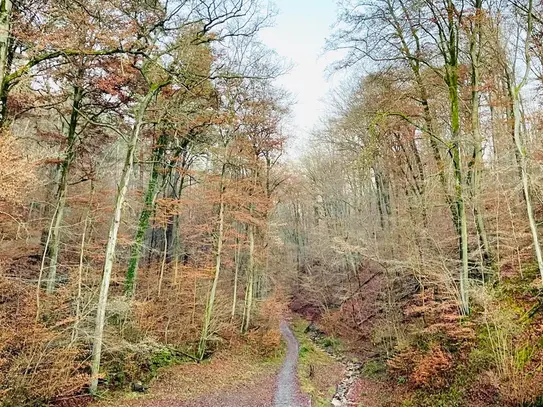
[2,0,543,406]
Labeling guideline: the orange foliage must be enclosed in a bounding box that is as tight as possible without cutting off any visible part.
[247,295,288,356]
[0,133,37,207]
[0,276,88,405]
[388,344,452,389]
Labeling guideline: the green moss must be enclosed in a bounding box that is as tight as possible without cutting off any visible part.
[411,386,464,407]
[525,396,543,407]
[318,336,342,353]
[104,347,193,389]
[291,318,342,406]
[362,359,387,379]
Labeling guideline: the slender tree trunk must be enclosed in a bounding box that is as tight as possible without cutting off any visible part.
[171,167,184,285]
[241,169,259,332]
[231,228,243,321]
[158,227,167,297]
[36,199,60,322]
[450,85,470,315]
[198,163,226,360]
[0,0,11,125]
[242,222,255,333]
[468,0,492,263]
[172,214,182,286]
[46,85,83,293]
[374,169,386,230]
[90,85,162,394]
[72,181,94,344]
[512,91,543,277]
[509,0,543,279]
[407,136,428,227]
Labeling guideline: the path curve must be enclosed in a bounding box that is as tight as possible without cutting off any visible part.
[273,320,310,407]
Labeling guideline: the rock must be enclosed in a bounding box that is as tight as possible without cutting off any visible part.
[303,322,363,407]
[131,381,147,393]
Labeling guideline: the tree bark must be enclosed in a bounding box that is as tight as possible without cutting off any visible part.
[509,0,543,279]
[125,133,167,296]
[468,0,492,263]
[231,226,243,321]
[90,85,163,394]
[46,84,83,293]
[241,222,255,333]
[435,0,470,314]
[158,227,167,297]
[197,162,226,360]
[72,181,94,344]
[0,0,11,125]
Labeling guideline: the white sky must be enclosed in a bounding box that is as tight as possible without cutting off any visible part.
[258,0,345,155]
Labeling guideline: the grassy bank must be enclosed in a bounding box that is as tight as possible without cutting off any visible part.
[291,318,345,407]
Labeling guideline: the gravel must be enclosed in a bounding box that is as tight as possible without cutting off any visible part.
[273,320,310,407]
[96,321,311,407]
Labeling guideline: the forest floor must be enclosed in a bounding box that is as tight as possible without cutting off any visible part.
[93,322,314,407]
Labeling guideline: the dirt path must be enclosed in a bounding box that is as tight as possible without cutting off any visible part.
[94,321,310,407]
[273,321,310,407]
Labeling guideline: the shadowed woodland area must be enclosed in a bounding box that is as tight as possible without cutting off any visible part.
[4,0,543,406]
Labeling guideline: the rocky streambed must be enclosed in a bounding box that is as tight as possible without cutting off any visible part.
[303,323,363,407]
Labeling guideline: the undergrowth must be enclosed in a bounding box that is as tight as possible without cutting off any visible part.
[291,318,344,407]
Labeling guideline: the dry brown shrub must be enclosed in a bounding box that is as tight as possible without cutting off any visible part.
[411,345,452,388]
[247,294,288,356]
[132,265,208,346]
[388,344,452,389]
[0,276,88,406]
[0,133,37,206]
[498,370,543,406]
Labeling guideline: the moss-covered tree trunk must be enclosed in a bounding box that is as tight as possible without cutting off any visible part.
[125,133,167,296]
[0,0,11,125]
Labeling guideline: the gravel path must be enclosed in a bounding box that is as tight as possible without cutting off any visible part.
[95,321,310,407]
[273,321,310,407]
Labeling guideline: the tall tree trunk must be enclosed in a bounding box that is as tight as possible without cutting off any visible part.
[374,168,386,230]
[72,181,94,344]
[125,133,167,296]
[395,0,459,233]
[468,0,492,263]
[509,0,543,279]
[90,85,163,394]
[46,84,83,293]
[231,227,243,321]
[171,166,186,285]
[0,0,11,125]
[197,163,226,360]
[158,227,167,297]
[242,222,255,333]
[241,169,259,332]
[439,0,470,314]
[512,91,543,277]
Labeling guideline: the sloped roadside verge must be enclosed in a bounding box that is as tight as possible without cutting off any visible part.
[290,320,348,407]
[303,323,363,406]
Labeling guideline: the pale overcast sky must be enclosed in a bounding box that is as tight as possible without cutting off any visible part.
[258,0,345,154]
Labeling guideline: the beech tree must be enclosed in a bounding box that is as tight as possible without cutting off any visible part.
[90,0,275,392]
